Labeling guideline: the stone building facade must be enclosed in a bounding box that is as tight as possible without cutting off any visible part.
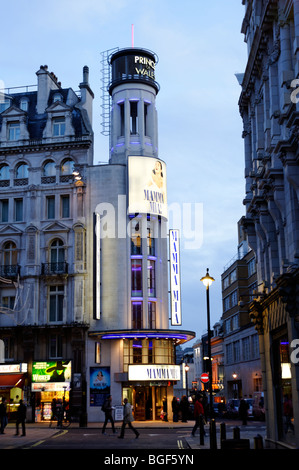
[239,0,299,448]
[0,64,94,422]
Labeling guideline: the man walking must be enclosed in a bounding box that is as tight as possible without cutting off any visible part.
[15,399,27,436]
[118,398,139,439]
[102,395,116,434]
[0,397,8,434]
[191,395,205,437]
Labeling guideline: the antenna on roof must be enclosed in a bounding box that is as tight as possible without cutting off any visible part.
[131,24,134,48]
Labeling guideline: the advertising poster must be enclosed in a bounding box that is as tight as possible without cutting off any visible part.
[128,156,167,219]
[32,360,71,383]
[90,367,110,407]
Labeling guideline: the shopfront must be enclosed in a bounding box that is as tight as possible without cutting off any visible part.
[31,360,71,422]
[0,363,28,420]
[124,364,180,421]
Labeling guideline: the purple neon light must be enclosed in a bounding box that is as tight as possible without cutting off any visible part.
[101,332,188,340]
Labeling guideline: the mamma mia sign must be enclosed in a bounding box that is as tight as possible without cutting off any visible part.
[128,365,180,381]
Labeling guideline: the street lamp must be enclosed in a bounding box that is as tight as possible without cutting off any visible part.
[185,364,190,397]
[200,268,215,420]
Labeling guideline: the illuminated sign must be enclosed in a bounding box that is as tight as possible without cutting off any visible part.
[128,156,167,218]
[32,361,71,383]
[94,212,101,319]
[0,363,27,373]
[128,364,180,381]
[169,229,181,326]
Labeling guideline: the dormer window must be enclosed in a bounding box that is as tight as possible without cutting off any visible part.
[8,122,20,141]
[53,117,65,136]
[0,98,11,113]
[20,99,29,112]
[53,93,63,103]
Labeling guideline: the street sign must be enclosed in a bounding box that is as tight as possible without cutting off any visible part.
[200,373,209,384]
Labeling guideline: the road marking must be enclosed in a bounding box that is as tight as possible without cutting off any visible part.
[31,440,45,447]
[53,430,68,438]
[177,439,184,449]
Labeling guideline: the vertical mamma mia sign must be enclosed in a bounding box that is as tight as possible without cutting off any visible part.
[169,229,181,326]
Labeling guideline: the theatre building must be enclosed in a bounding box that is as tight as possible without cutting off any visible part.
[86,48,194,421]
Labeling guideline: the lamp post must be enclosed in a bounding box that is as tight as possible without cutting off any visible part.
[200,268,215,420]
[185,364,190,397]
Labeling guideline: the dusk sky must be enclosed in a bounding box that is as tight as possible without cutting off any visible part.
[1,1,248,341]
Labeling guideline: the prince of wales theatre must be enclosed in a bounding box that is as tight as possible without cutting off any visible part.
[87,47,195,422]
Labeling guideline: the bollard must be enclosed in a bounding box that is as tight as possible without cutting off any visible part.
[254,434,264,449]
[233,426,240,440]
[220,422,226,442]
[210,419,217,450]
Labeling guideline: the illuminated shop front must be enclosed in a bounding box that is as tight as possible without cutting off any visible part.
[89,331,194,421]
[0,363,28,420]
[31,360,71,422]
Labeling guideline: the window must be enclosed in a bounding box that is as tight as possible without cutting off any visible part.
[61,195,70,218]
[131,259,142,296]
[53,117,65,136]
[119,102,124,136]
[53,93,62,103]
[0,200,8,222]
[131,220,142,255]
[8,122,20,141]
[147,259,156,297]
[132,301,142,329]
[49,334,63,358]
[61,159,74,175]
[14,198,23,221]
[242,337,250,361]
[16,163,28,179]
[144,102,149,136]
[231,290,238,307]
[226,343,233,364]
[147,220,155,256]
[132,339,143,364]
[50,239,65,271]
[20,99,28,112]
[1,296,15,310]
[233,341,240,363]
[46,196,55,219]
[148,301,156,329]
[0,99,11,113]
[3,242,18,275]
[0,164,9,180]
[224,296,230,312]
[248,258,256,276]
[2,337,14,360]
[49,285,64,322]
[130,101,138,134]
[43,160,56,177]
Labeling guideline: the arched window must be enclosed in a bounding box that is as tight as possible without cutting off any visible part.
[61,159,74,175]
[2,241,18,276]
[43,160,56,177]
[0,164,10,187]
[49,239,65,273]
[3,241,17,266]
[15,163,28,179]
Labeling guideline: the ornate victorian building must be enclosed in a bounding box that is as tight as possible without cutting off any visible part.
[239,0,299,448]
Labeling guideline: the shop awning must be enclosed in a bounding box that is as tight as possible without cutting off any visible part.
[0,374,24,389]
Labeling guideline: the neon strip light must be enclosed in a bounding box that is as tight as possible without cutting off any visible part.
[101,332,188,340]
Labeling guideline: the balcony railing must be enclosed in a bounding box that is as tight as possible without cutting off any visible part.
[0,265,20,277]
[42,262,68,275]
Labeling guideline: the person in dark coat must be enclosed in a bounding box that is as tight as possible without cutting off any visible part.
[15,399,27,436]
[162,396,168,422]
[191,396,205,437]
[180,395,189,422]
[172,397,179,422]
[0,397,8,434]
[102,395,116,434]
[239,398,249,425]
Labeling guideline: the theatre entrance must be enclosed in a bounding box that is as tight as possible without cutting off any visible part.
[123,385,169,421]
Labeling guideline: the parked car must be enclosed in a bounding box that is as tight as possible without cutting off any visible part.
[225,399,240,418]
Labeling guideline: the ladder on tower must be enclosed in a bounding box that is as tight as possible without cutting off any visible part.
[100,48,118,137]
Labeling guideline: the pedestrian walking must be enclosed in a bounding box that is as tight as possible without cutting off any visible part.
[118,398,139,439]
[0,397,8,434]
[15,399,27,436]
[191,396,205,437]
[239,398,249,425]
[180,395,189,422]
[102,395,116,434]
[172,397,179,422]
[162,396,168,422]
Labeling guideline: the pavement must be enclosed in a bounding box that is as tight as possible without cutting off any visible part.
[0,419,267,450]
